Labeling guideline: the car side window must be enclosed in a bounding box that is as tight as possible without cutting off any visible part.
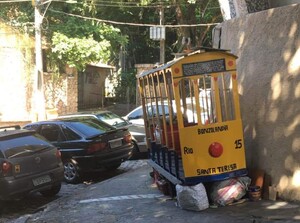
[128,108,143,119]
[147,105,170,117]
[158,105,170,116]
[61,125,81,141]
[146,105,154,116]
[39,124,62,142]
[24,124,39,131]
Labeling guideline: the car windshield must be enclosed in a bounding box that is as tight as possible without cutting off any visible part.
[63,118,115,138]
[96,112,128,128]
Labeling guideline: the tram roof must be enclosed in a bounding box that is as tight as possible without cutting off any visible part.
[138,48,237,78]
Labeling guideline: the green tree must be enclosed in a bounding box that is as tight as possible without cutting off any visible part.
[0,0,222,105]
[0,0,221,68]
[93,0,222,66]
[0,1,128,72]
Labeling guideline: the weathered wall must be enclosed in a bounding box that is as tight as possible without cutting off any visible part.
[219,4,300,201]
[0,22,79,123]
[78,66,111,109]
[0,22,34,122]
[271,0,300,8]
[44,69,78,118]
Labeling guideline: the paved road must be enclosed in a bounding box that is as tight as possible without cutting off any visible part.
[0,160,147,223]
[8,160,300,223]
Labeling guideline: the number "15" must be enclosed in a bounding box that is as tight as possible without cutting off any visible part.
[235,139,243,149]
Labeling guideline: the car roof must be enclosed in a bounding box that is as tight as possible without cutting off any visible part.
[0,126,35,140]
[61,110,112,116]
[59,110,119,118]
[24,116,116,129]
[25,116,103,123]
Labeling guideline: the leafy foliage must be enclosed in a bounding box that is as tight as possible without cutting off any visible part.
[0,1,128,72]
[114,69,137,104]
[51,33,110,71]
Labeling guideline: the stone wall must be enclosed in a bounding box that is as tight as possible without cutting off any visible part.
[44,70,78,118]
[219,4,300,201]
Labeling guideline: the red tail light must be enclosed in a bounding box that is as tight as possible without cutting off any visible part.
[87,142,108,154]
[123,134,132,143]
[1,161,12,177]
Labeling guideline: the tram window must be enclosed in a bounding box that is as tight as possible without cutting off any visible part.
[178,78,213,126]
[217,72,236,121]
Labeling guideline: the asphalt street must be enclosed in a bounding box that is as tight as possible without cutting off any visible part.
[10,160,300,223]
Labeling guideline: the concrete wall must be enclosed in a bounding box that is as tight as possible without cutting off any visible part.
[78,66,111,109]
[270,0,300,8]
[219,4,300,201]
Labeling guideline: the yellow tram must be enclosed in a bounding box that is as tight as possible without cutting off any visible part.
[137,48,247,185]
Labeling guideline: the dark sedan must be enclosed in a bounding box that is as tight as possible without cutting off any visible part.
[23,116,134,183]
[0,125,64,200]
[59,110,147,154]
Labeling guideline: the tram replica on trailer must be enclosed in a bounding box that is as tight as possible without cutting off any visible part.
[137,48,247,191]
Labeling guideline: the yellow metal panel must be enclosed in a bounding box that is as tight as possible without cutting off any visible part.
[179,120,246,178]
[170,51,237,79]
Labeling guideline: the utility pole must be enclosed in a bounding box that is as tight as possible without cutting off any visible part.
[159,4,165,64]
[33,0,46,121]
[149,3,165,64]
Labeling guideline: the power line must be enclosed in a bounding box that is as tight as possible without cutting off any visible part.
[49,9,220,27]
[0,0,30,3]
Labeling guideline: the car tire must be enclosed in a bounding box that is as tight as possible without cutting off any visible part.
[63,159,80,184]
[40,183,61,197]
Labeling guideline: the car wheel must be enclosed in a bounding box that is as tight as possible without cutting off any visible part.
[40,183,61,197]
[63,159,80,184]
